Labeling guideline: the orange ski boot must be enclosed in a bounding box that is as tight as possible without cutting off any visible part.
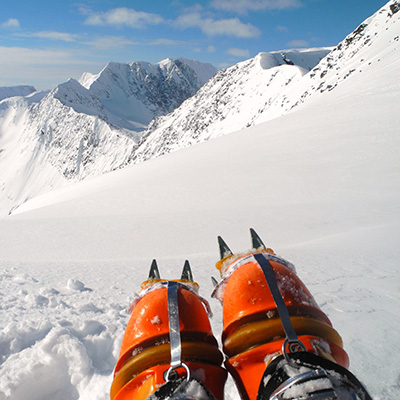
[111,260,227,400]
[212,229,353,400]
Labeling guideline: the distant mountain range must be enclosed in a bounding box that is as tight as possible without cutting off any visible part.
[0,58,216,215]
[0,0,398,216]
[132,2,399,163]
[130,48,331,163]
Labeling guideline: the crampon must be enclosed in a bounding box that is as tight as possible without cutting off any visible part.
[110,229,371,400]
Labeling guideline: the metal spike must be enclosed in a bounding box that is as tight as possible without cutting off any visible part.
[211,276,218,288]
[148,259,161,280]
[181,260,194,281]
[250,228,266,250]
[218,236,233,260]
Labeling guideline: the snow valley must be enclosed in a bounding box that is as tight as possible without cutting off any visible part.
[0,1,399,400]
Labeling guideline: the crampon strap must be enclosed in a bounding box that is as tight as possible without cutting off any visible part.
[165,281,191,382]
[253,253,307,361]
[257,352,372,400]
[252,254,372,400]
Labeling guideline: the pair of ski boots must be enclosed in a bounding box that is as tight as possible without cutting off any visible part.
[110,229,372,400]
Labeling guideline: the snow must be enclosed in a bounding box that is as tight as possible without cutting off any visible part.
[0,58,216,218]
[132,48,330,163]
[0,2,399,400]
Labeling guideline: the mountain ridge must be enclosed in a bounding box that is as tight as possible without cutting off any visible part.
[1,1,398,217]
[0,58,216,216]
[129,1,399,164]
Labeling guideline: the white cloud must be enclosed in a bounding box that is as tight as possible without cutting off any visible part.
[84,7,164,29]
[2,18,20,29]
[287,39,310,48]
[149,38,186,46]
[211,0,303,14]
[175,12,260,38]
[207,45,216,53]
[30,31,79,42]
[227,47,250,57]
[0,46,87,66]
[84,36,137,50]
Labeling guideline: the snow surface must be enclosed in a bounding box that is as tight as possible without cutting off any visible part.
[132,48,330,163]
[0,58,216,218]
[0,2,399,400]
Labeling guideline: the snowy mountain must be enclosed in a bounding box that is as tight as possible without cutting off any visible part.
[130,1,400,163]
[79,58,217,130]
[130,48,331,163]
[0,2,399,400]
[0,58,216,216]
[253,0,400,124]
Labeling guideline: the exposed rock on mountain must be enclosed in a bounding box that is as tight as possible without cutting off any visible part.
[129,49,331,163]
[0,58,216,216]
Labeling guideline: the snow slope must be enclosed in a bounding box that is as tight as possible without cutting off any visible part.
[0,58,216,217]
[0,2,399,400]
[131,48,330,163]
[131,1,400,165]
[78,58,217,130]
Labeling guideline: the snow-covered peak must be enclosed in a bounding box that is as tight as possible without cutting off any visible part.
[254,0,400,123]
[0,85,37,101]
[0,58,217,217]
[80,58,216,95]
[51,78,103,116]
[158,57,217,85]
[76,58,218,128]
[130,48,330,163]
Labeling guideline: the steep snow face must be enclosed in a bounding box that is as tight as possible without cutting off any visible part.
[0,58,216,216]
[129,0,400,164]
[255,0,400,123]
[79,58,217,128]
[130,49,330,163]
[0,91,138,216]
[0,85,36,101]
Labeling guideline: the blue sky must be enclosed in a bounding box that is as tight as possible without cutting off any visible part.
[0,0,388,89]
